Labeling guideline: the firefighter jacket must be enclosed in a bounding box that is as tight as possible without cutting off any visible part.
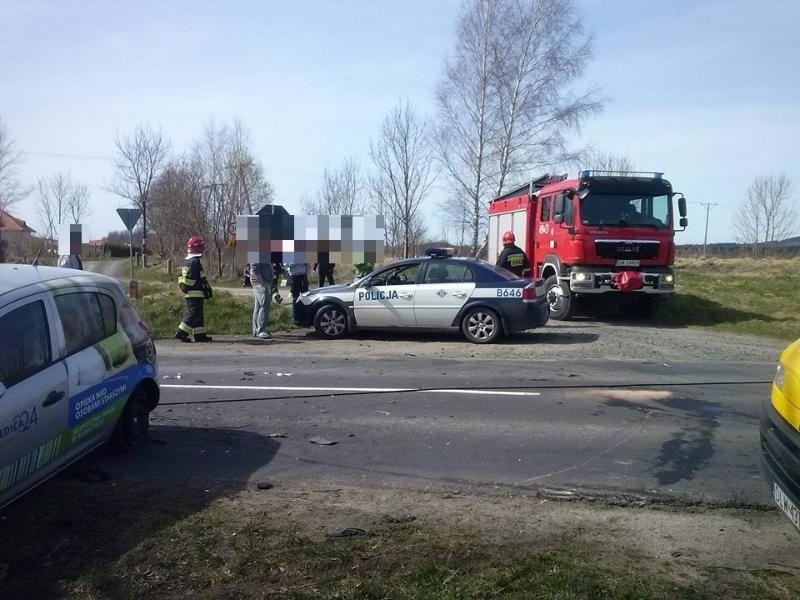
[178,254,213,299]
[496,244,530,277]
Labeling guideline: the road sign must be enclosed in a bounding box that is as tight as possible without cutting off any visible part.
[116,208,142,232]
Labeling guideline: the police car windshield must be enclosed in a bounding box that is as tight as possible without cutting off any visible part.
[580,194,669,228]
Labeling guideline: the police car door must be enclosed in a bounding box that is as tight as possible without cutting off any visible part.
[0,294,70,505]
[414,262,476,327]
[354,262,420,327]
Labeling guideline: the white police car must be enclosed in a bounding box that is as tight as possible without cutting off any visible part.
[0,265,159,508]
[295,249,549,343]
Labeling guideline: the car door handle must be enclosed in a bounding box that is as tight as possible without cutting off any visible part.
[43,390,65,407]
[398,292,413,299]
[452,291,468,298]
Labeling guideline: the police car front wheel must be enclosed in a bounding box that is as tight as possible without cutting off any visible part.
[314,304,349,339]
[461,307,501,344]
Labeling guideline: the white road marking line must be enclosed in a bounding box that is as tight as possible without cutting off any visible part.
[160,384,540,397]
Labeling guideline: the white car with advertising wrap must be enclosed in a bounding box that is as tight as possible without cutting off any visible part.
[295,249,550,344]
[0,265,159,508]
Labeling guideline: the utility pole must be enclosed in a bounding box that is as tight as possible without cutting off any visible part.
[699,202,718,257]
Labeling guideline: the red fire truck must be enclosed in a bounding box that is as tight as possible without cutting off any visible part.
[487,171,688,320]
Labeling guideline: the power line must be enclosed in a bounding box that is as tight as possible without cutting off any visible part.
[19,150,113,161]
[698,202,719,257]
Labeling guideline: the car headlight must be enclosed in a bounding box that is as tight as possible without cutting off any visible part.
[573,272,588,282]
[775,363,786,391]
[663,274,674,283]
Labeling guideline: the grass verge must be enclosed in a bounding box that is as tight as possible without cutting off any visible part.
[1,480,797,600]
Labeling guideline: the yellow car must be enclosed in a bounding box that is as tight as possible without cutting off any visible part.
[761,339,800,531]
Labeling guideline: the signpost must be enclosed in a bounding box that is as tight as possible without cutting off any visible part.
[116,208,142,286]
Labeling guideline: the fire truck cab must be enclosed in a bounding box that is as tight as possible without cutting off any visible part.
[488,171,687,320]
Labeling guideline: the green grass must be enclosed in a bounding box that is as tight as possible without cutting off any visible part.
[657,258,800,340]
[127,257,800,340]
[129,263,295,338]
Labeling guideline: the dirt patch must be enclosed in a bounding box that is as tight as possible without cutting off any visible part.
[156,319,785,364]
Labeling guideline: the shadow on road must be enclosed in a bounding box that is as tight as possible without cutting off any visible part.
[0,425,279,598]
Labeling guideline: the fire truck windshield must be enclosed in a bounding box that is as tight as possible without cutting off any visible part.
[579,194,670,228]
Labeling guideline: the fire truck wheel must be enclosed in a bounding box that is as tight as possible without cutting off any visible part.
[314,304,349,339]
[545,275,574,321]
[461,307,501,344]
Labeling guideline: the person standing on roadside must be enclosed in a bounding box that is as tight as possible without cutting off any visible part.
[286,262,309,325]
[496,231,530,277]
[250,261,274,339]
[174,235,213,342]
[314,252,335,287]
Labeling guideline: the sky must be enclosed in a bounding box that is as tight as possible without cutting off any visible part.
[1,0,798,245]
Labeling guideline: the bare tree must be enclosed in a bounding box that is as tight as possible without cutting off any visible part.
[301,158,364,215]
[369,102,436,258]
[435,0,600,254]
[0,117,24,212]
[35,172,91,247]
[109,125,171,266]
[585,151,637,173]
[733,175,795,257]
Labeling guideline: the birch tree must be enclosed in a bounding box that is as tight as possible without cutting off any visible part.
[301,159,364,215]
[35,172,91,245]
[369,102,435,258]
[435,0,600,254]
[733,175,795,257]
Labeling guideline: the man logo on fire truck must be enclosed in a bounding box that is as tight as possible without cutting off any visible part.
[488,170,688,320]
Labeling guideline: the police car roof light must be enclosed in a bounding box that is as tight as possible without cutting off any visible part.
[425,247,454,259]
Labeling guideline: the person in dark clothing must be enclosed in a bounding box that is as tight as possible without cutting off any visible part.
[174,235,213,342]
[314,254,335,286]
[286,262,309,325]
[496,231,530,277]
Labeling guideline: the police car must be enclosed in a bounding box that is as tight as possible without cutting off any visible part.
[0,264,159,508]
[295,249,549,343]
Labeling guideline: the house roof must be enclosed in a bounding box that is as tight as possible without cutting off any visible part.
[0,210,35,233]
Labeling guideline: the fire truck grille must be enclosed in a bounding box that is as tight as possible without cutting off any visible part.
[595,241,659,260]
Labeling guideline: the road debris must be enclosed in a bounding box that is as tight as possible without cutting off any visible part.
[326,527,367,538]
[161,373,182,380]
[268,433,288,438]
[309,437,337,446]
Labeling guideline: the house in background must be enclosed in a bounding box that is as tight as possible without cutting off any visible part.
[0,209,36,262]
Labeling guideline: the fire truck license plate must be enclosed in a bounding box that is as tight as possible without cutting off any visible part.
[616,259,640,267]
[773,481,800,531]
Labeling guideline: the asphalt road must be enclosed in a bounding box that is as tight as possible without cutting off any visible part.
[98,337,775,508]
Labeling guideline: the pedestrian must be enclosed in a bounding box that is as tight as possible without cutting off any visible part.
[496,231,530,277]
[314,253,335,286]
[174,235,213,342]
[250,261,274,339]
[286,262,309,325]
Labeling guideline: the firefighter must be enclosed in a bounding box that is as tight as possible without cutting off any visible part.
[496,231,530,277]
[174,235,213,342]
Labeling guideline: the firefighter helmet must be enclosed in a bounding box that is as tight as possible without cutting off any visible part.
[187,235,205,254]
[502,231,516,245]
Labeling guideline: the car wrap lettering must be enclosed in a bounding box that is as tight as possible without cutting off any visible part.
[0,362,155,494]
[0,407,39,440]
[357,290,400,301]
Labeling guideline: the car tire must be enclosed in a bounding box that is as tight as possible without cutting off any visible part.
[111,389,150,452]
[461,307,501,344]
[545,274,574,320]
[314,304,349,339]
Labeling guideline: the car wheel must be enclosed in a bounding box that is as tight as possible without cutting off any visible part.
[462,307,501,344]
[545,275,574,320]
[111,389,150,452]
[314,304,349,339]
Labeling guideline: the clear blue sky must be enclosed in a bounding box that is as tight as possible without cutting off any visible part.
[2,0,798,244]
